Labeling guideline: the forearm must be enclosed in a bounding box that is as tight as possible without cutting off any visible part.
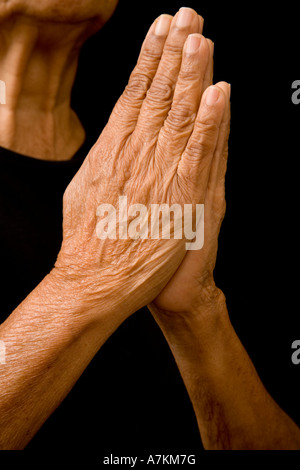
[0,269,125,450]
[150,291,300,450]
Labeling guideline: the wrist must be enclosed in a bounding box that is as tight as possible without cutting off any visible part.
[151,282,228,328]
[44,267,129,332]
[150,285,231,357]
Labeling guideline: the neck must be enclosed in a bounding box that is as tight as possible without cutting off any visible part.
[0,16,92,161]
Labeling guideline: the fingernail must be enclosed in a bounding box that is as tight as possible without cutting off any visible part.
[228,83,231,99]
[185,34,202,54]
[155,15,171,36]
[176,7,194,28]
[206,86,220,106]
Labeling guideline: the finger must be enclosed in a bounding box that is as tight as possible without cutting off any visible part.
[133,7,201,141]
[198,15,204,33]
[207,82,231,196]
[108,14,173,135]
[202,39,214,92]
[156,34,210,161]
[178,84,226,199]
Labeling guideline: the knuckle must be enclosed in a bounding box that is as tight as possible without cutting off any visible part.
[166,105,195,132]
[146,76,174,103]
[181,70,201,83]
[142,35,165,61]
[172,94,195,119]
[200,120,219,135]
[163,39,186,57]
[123,73,151,100]
[192,122,219,154]
[196,140,214,158]
[185,136,214,163]
[185,143,203,161]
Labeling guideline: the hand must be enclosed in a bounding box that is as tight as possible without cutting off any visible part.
[150,81,231,316]
[54,8,227,320]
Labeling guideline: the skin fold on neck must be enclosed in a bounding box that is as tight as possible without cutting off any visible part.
[0,15,96,161]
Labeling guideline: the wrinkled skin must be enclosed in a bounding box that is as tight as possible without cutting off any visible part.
[0,0,120,160]
[153,82,230,315]
[0,0,118,24]
[55,9,230,319]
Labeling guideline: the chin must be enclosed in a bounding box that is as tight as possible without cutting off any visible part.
[0,0,119,24]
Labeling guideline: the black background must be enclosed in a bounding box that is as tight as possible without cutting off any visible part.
[1,0,300,462]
